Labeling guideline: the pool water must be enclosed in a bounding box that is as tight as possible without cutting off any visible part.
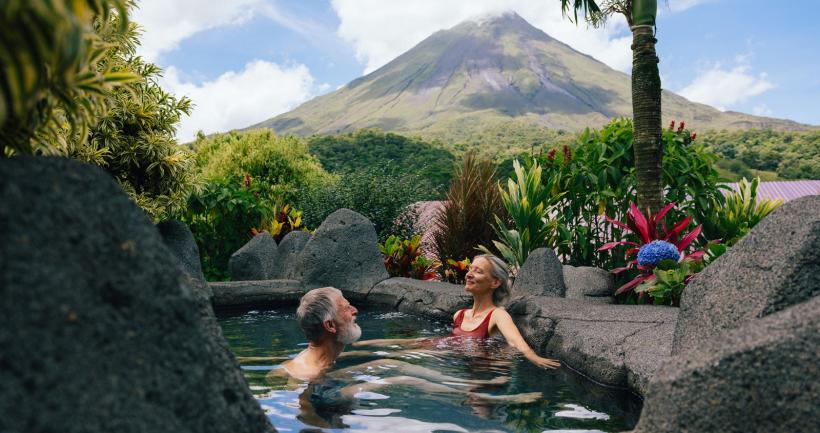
[217,308,642,433]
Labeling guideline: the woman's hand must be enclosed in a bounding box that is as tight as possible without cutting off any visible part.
[524,351,561,369]
[491,308,562,370]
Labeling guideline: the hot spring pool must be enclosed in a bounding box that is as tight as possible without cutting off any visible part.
[217,308,642,433]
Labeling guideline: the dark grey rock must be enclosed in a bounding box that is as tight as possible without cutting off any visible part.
[0,156,273,433]
[563,265,614,298]
[367,277,470,320]
[529,297,677,394]
[157,220,212,301]
[211,280,304,307]
[293,209,388,295]
[635,296,820,433]
[673,195,820,354]
[229,232,279,281]
[529,297,678,324]
[512,248,566,297]
[507,297,556,354]
[277,230,311,279]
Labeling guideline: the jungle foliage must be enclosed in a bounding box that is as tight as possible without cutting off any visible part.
[700,128,820,180]
[308,129,455,191]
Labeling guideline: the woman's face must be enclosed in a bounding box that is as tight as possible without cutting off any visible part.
[465,257,500,296]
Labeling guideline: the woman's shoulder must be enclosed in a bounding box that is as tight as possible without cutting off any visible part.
[489,307,512,322]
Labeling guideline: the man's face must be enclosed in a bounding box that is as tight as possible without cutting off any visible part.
[334,294,361,344]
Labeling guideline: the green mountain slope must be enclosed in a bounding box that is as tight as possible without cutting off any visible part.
[251,13,814,142]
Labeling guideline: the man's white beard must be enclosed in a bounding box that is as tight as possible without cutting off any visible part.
[337,321,362,344]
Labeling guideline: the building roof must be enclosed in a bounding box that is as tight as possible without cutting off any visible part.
[723,180,820,202]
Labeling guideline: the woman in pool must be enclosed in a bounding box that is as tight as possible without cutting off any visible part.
[356,254,560,369]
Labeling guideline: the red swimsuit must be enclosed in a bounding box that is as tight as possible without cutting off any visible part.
[451,309,495,338]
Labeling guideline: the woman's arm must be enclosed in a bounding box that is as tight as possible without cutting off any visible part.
[491,309,560,369]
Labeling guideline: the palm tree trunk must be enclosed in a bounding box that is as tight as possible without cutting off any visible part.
[631,25,663,216]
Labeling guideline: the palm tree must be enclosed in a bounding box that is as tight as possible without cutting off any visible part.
[560,0,663,215]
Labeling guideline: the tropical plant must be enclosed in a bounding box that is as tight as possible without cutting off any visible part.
[634,258,699,306]
[480,159,563,271]
[298,163,434,242]
[1,0,139,157]
[433,153,505,266]
[440,257,471,284]
[540,120,636,268]
[703,177,783,246]
[661,120,728,234]
[560,0,664,215]
[379,235,439,280]
[252,201,306,243]
[598,202,707,299]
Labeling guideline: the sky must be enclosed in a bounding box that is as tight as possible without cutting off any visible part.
[131,0,820,141]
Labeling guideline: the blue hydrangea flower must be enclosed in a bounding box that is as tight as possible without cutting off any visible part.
[637,240,681,266]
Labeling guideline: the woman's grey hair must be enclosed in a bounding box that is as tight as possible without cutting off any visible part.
[297,287,342,342]
[475,254,511,305]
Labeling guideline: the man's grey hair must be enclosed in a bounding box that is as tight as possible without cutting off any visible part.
[297,287,342,342]
[475,254,511,306]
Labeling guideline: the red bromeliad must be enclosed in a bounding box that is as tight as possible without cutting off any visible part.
[598,202,706,296]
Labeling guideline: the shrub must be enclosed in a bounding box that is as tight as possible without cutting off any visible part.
[69,58,196,220]
[432,153,505,266]
[534,118,724,270]
[702,177,783,246]
[193,129,334,204]
[297,163,435,241]
[480,159,562,272]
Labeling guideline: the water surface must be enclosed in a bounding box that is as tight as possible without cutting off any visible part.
[217,308,642,433]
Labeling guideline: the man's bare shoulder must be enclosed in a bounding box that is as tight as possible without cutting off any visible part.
[279,357,326,382]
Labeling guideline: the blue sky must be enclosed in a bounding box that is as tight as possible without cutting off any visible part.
[132,0,820,141]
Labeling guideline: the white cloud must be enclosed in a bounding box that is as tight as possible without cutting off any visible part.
[753,104,773,116]
[131,0,263,61]
[161,60,317,141]
[132,0,318,62]
[665,0,712,13]
[678,63,775,110]
[331,0,638,74]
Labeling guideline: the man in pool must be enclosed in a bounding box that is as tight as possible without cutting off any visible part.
[280,286,362,380]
